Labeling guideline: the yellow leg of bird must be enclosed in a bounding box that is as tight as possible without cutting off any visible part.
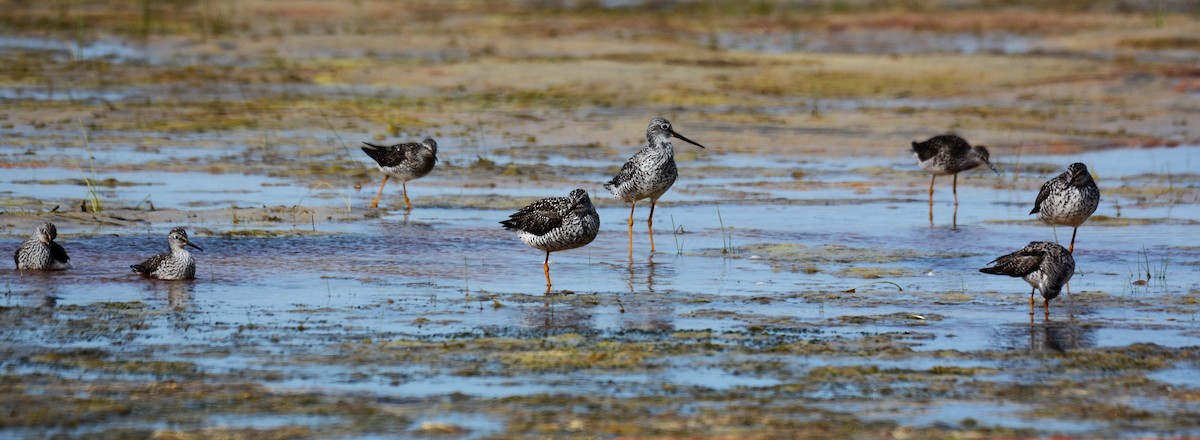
[1029,289,1035,318]
[627,203,635,260]
[648,200,656,253]
[370,175,390,209]
[402,181,412,211]
[543,252,551,289]
[1069,226,1079,254]
[928,175,935,226]
[1044,298,1051,321]
[952,173,959,206]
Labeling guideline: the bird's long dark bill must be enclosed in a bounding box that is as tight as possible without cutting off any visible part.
[186,241,204,252]
[983,160,999,174]
[669,129,707,149]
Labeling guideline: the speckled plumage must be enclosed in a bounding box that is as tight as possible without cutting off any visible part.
[501,189,600,288]
[13,222,70,270]
[130,227,203,280]
[361,138,438,209]
[912,134,998,207]
[1030,163,1099,253]
[605,117,707,252]
[980,241,1075,318]
[605,118,706,205]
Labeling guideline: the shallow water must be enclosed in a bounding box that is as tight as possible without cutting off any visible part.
[2,134,1198,436]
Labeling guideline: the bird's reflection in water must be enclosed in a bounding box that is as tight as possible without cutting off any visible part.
[524,296,595,334]
[165,282,194,311]
[996,318,1096,353]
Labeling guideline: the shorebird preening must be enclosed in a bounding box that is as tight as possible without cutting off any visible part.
[501,189,600,291]
[1030,163,1100,254]
[131,227,203,280]
[14,222,70,271]
[980,241,1075,320]
[361,138,438,210]
[605,117,707,254]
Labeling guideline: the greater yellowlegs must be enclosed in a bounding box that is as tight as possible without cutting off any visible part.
[912,134,998,206]
[501,189,600,290]
[604,117,707,253]
[14,222,70,270]
[361,138,438,210]
[980,241,1075,320]
[1030,163,1099,254]
[131,227,203,280]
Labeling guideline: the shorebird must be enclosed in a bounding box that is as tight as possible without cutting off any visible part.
[980,241,1075,320]
[1030,163,1099,253]
[14,222,70,270]
[361,138,438,210]
[501,188,600,290]
[130,227,203,280]
[912,134,998,206]
[604,117,707,253]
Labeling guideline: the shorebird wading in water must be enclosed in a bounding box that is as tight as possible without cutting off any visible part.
[130,227,203,280]
[980,241,1075,320]
[1030,162,1100,254]
[604,117,707,254]
[361,138,438,210]
[14,222,70,270]
[912,134,998,208]
[501,189,600,291]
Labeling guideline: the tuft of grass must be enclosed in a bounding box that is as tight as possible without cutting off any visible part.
[717,206,733,255]
[75,119,102,213]
[670,215,683,255]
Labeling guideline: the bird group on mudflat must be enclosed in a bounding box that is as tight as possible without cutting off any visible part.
[12,119,1100,319]
[913,134,1100,319]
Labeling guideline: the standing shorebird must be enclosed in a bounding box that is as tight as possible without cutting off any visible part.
[501,189,600,290]
[912,134,998,206]
[980,241,1075,320]
[1030,163,1099,254]
[361,138,438,210]
[604,117,707,253]
[14,222,70,270]
[130,227,203,280]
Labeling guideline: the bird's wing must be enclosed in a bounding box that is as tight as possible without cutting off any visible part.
[1029,171,1066,215]
[130,253,167,274]
[50,242,70,264]
[361,142,422,167]
[605,156,639,190]
[911,140,939,162]
[943,135,973,157]
[501,197,567,236]
[980,250,1043,278]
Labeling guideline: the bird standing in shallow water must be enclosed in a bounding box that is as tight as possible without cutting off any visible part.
[131,227,203,280]
[912,134,998,208]
[361,138,438,210]
[1031,163,1099,254]
[980,241,1075,320]
[501,189,600,291]
[14,222,70,270]
[605,117,707,254]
